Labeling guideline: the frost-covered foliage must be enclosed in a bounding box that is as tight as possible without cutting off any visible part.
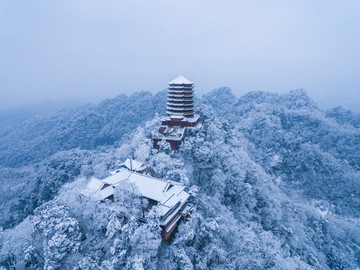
[29,201,82,269]
[0,148,119,229]
[0,91,166,168]
[205,89,360,217]
[1,89,360,269]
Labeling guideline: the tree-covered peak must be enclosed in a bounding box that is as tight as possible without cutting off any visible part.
[1,88,359,269]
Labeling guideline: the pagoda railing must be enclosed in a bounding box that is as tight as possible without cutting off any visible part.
[167,103,194,107]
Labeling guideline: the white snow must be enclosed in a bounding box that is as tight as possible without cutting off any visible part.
[104,169,132,185]
[81,177,104,197]
[168,75,193,85]
[122,158,146,172]
[96,186,115,201]
[81,161,190,221]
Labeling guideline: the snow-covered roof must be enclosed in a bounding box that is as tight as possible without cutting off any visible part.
[153,125,186,141]
[168,75,193,85]
[82,167,189,221]
[169,115,184,120]
[125,174,189,221]
[164,113,199,121]
[134,173,169,200]
[81,177,104,197]
[122,158,146,171]
[96,186,115,200]
[105,169,132,185]
[158,186,189,221]
[110,159,146,175]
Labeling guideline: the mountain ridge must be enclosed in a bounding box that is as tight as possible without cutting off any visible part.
[0,88,359,269]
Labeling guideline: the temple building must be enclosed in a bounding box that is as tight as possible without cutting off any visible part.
[81,159,193,241]
[153,75,199,150]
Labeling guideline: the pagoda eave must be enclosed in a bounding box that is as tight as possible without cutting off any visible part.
[167,107,194,111]
[167,103,194,107]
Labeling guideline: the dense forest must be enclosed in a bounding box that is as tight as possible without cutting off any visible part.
[1,89,359,269]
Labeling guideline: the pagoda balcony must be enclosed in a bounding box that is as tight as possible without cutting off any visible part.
[167,102,194,106]
[168,89,193,92]
[167,94,193,98]
[169,85,193,89]
[167,113,195,118]
[167,99,194,105]
[168,107,193,111]
[167,96,193,99]
[167,97,193,100]
[168,88,193,92]
[168,90,194,94]
[166,102,194,107]
[168,92,193,96]
[167,108,194,113]
[167,98,194,104]
[168,100,192,103]
[167,104,194,110]
[168,90,193,94]
[167,112,194,116]
[167,107,194,111]
[168,91,193,94]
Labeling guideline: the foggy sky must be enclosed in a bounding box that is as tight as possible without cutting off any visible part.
[1,0,359,111]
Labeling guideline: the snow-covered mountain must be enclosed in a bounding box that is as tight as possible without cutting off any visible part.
[0,91,167,168]
[0,89,359,269]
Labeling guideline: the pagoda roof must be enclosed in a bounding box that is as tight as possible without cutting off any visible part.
[168,75,193,85]
[82,168,189,220]
[163,114,199,123]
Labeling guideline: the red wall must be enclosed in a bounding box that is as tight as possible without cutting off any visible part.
[154,139,180,150]
[161,210,181,240]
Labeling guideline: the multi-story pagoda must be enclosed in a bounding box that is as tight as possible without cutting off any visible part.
[154,75,199,150]
[167,76,195,120]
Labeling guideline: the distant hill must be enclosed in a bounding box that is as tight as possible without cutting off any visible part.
[0,91,167,168]
[0,99,84,133]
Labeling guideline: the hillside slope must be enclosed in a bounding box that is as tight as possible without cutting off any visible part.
[0,91,167,168]
[1,89,359,269]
